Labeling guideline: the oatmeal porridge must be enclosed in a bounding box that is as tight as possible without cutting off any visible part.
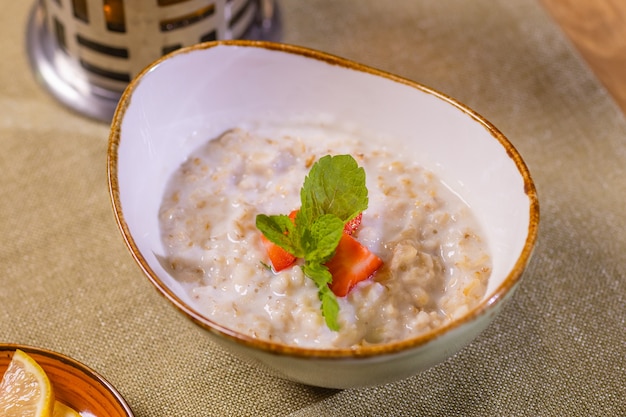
[158,128,491,348]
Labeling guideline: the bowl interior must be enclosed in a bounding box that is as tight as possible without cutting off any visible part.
[0,345,134,417]
[110,41,538,345]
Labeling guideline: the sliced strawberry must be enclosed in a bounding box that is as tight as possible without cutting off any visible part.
[288,209,299,221]
[343,212,362,235]
[325,233,383,297]
[261,235,296,272]
[260,209,299,272]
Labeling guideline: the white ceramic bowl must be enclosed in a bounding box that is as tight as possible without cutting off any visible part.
[108,40,539,389]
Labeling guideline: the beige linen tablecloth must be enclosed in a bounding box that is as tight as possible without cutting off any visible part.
[1,1,624,416]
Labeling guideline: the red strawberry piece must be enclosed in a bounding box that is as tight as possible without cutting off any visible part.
[343,212,362,235]
[261,235,296,272]
[326,233,383,297]
[260,209,299,272]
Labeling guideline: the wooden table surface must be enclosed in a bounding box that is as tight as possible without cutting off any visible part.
[541,0,626,114]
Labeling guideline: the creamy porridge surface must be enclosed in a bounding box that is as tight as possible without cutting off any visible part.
[159,128,491,348]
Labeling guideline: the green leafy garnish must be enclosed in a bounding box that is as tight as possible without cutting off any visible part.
[255,154,368,331]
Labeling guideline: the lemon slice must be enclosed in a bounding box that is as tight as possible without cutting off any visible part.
[53,401,81,417]
[0,349,55,417]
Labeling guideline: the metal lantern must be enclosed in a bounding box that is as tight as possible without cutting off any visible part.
[27,0,279,121]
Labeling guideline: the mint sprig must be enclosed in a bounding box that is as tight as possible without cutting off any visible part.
[256,154,368,331]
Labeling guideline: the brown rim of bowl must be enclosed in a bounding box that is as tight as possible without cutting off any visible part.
[107,40,540,360]
[0,344,134,416]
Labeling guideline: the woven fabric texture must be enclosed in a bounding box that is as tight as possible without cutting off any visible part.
[1,1,624,416]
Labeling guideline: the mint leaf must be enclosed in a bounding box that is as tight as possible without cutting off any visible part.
[303,262,340,331]
[256,154,368,331]
[256,214,302,257]
[302,214,344,263]
[319,286,340,331]
[301,154,368,224]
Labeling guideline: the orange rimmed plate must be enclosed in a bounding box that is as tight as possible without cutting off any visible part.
[0,344,134,417]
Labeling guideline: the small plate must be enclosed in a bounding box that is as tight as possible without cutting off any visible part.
[0,344,134,417]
